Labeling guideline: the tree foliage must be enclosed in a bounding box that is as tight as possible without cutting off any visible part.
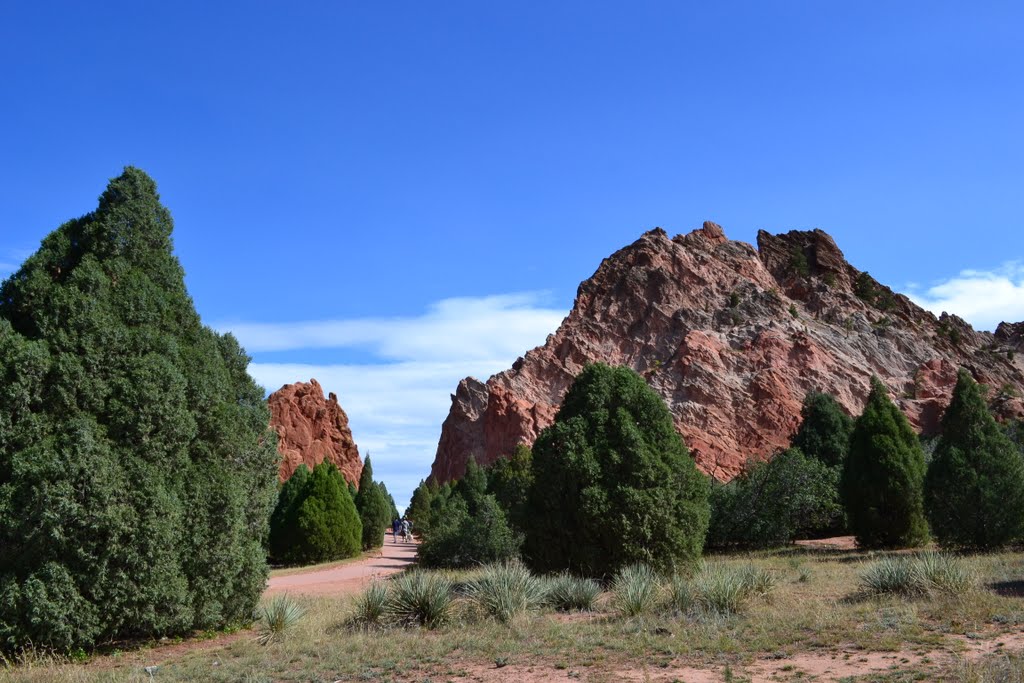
[793,391,853,468]
[486,445,533,533]
[925,369,1024,548]
[0,168,279,651]
[269,462,362,565]
[354,457,391,550]
[842,377,929,549]
[418,494,521,569]
[523,363,710,576]
[706,448,843,549]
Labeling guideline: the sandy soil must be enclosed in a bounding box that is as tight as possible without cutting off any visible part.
[264,537,418,597]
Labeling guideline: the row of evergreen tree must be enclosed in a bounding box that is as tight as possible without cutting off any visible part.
[409,363,1024,579]
[268,457,397,566]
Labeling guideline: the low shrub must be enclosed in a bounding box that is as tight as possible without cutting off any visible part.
[859,553,974,597]
[544,573,602,612]
[257,595,306,645]
[666,573,695,614]
[467,562,546,624]
[387,571,454,628]
[611,564,660,618]
[351,582,390,628]
[691,564,749,616]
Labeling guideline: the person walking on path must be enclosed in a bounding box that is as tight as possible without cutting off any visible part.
[391,518,402,543]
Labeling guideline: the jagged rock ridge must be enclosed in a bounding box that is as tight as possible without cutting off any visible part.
[430,222,1024,482]
[268,379,363,485]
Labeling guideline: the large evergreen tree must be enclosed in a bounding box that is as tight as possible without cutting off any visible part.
[925,369,1024,548]
[486,444,533,533]
[793,391,854,468]
[0,168,279,651]
[523,363,710,576]
[268,462,361,565]
[842,377,929,549]
[354,456,390,549]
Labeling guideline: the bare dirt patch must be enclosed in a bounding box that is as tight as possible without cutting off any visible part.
[264,539,417,597]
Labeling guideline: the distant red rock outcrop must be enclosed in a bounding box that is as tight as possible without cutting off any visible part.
[430,223,1024,483]
[268,379,363,485]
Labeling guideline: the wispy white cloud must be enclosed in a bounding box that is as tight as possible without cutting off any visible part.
[905,262,1024,331]
[218,293,567,510]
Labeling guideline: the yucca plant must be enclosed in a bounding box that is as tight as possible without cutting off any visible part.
[466,561,547,624]
[610,564,660,618]
[257,594,306,645]
[739,564,777,600]
[692,564,749,616]
[544,573,602,612]
[666,573,694,614]
[387,570,454,627]
[913,552,975,594]
[351,581,390,627]
[859,556,925,596]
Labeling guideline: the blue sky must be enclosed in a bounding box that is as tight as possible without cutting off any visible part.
[2,2,1023,507]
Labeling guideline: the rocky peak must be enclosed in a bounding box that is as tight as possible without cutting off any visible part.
[430,222,1024,483]
[268,379,363,485]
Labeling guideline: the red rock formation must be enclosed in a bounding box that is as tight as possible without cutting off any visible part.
[269,379,363,485]
[430,223,1024,483]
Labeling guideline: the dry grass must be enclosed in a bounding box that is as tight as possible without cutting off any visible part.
[2,547,1022,682]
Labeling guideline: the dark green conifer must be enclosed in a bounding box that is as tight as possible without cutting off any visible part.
[842,377,929,549]
[793,391,854,468]
[0,168,279,651]
[925,369,1024,548]
[524,363,709,576]
[354,456,390,549]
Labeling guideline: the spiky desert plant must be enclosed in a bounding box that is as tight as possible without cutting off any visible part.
[257,595,306,645]
[351,581,390,627]
[544,573,602,612]
[610,564,660,618]
[387,571,454,628]
[466,561,546,624]
[692,564,749,616]
[859,557,925,596]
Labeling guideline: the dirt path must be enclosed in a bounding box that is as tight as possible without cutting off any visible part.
[265,538,418,597]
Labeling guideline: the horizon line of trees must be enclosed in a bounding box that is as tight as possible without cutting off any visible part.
[408,364,1024,576]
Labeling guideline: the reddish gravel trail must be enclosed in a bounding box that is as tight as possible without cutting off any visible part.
[265,538,418,597]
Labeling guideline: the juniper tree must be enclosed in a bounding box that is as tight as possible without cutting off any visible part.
[524,363,709,576]
[925,369,1024,548]
[354,456,390,549]
[0,168,279,651]
[842,377,929,549]
[793,391,854,468]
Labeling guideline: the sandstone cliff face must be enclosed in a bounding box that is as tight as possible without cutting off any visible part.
[269,379,363,485]
[430,223,1024,483]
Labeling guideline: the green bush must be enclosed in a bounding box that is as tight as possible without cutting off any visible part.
[543,573,602,612]
[486,445,533,533]
[842,377,929,549]
[466,561,546,624]
[524,364,710,576]
[355,457,391,550]
[269,462,362,566]
[925,369,1024,549]
[610,564,660,618]
[418,494,521,568]
[386,571,454,628]
[706,448,843,549]
[0,169,280,652]
[793,391,853,469]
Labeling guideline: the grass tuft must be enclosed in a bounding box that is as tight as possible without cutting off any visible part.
[466,561,546,624]
[860,553,975,597]
[257,594,306,645]
[610,564,660,618]
[544,573,602,612]
[351,581,390,628]
[387,570,454,628]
